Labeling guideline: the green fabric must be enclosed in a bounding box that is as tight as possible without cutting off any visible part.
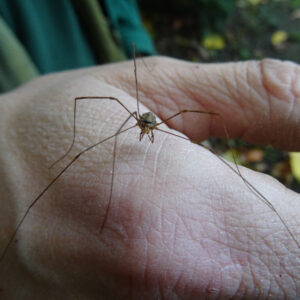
[72,0,126,63]
[0,16,39,93]
[0,0,155,93]
[0,0,97,73]
[102,0,156,57]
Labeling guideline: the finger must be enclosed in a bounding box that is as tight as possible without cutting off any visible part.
[99,58,300,151]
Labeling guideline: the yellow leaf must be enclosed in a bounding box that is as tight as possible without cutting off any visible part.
[271,30,288,46]
[203,34,225,50]
[223,149,242,165]
[290,152,300,182]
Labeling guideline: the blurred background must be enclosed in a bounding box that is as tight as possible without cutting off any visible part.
[138,0,300,192]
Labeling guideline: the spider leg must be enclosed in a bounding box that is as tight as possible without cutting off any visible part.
[155,109,300,249]
[150,130,154,143]
[139,132,144,141]
[0,117,137,263]
[132,43,141,117]
[155,109,241,173]
[49,96,138,169]
[100,113,137,233]
[147,133,152,142]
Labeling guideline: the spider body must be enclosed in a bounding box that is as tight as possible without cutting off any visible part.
[138,111,157,142]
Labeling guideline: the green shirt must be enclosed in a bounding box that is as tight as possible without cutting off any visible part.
[0,0,155,92]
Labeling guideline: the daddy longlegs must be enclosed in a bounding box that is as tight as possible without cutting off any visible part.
[0,45,299,273]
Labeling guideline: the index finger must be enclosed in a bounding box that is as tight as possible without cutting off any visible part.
[97,58,300,151]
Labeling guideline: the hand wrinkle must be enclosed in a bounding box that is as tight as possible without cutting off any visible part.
[259,60,275,126]
[150,134,164,186]
[286,64,297,122]
[243,62,263,123]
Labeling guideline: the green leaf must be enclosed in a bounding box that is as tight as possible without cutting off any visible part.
[290,152,300,182]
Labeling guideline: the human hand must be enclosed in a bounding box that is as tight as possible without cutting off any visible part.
[0,57,299,299]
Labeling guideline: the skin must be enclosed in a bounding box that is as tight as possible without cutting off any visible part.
[0,57,300,299]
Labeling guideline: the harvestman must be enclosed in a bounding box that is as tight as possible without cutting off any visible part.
[1,45,299,265]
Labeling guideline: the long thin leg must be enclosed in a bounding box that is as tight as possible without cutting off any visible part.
[155,109,219,127]
[134,54,288,243]
[49,96,138,169]
[0,122,138,263]
[158,109,300,248]
[156,109,242,177]
[157,109,274,205]
[163,111,299,246]
[99,112,137,233]
[155,127,300,249]
[132,43,141,118]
